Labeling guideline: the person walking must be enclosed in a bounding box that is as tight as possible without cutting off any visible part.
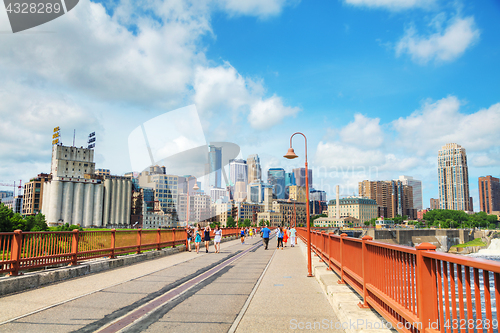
[289,226,296,247]
[194,224,202,254]
[277,227,284,249]
[240,227,245,244]
[204,225,211,253]
[283,227,289,247]
[261,225,271,250]
[214,225,222,253]
[185,226,193,252]
[249,228,253,238]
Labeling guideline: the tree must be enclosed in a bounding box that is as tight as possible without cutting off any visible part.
[0,204,48,232]
[243,218,251,227]
[364,221,370,226]
[226,216,236,228]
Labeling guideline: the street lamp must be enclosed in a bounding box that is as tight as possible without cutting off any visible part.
[284,132,312,277]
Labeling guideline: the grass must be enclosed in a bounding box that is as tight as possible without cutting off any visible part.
[454,238,486,248]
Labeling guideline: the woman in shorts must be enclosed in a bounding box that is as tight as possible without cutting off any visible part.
[194,224,202,254]
[204,225,212,253]
[214,225,222,253]
[185,226,193,252]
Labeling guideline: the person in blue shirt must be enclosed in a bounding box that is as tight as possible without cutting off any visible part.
[261,226,271,250]
[240,228,245,244]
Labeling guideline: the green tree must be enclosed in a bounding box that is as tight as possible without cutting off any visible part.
[0,203,14,232]
[226,216,236,228]
[243,218,251,227]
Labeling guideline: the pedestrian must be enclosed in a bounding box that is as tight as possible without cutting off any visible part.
[240,227,245,244]
[214,225,222,253]
[289,226,296,247]
[249,228,253,238]
[277,227,284,249]
[261,225,271,250]
[185,226,193,252]
[194,224,202,254]
[283,227,289,247]
[204,225,211,253]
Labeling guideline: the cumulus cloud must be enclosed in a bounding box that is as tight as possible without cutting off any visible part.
[248,96,300,130]
[340,114,383,148]
[217,0,295,18]
[396,16,480,63]
[343,0,435,11]
[194,64,300,129]
[392,96,500,155]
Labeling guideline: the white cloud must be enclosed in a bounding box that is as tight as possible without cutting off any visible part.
[194,64,300,130]
[340,114,383,148]
[396,16,480,63]
[392,96,500,155]
[248,95,301,130]
[217,0,295,18]
[343,0,435,11]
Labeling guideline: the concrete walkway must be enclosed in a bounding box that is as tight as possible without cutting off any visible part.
[235,238,344,333]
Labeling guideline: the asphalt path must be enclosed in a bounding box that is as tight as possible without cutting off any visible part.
[0,235,274,333]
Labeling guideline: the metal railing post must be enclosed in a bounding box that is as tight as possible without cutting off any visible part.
[70,229,79,266]
[137,229,142,254]
[110,229,116,259]
[157,228,161,251]
[9,230,22,276]
[172,228,176,248]
[338,233,347,284]
[416,242,438,333]
[326,232,333,271]
[358,235,373,308]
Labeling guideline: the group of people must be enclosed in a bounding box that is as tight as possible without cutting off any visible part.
[239,227,258,244]
[259,225,296,250]
[185,224,223,254]
[275,226,297,249]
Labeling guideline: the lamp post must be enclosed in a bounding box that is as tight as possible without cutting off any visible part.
[284,132,312,277]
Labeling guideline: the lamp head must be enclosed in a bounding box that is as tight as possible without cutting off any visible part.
[284,147,298,159]
[192,183,200,191]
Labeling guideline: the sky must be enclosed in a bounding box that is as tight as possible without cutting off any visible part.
[0,0,499,210]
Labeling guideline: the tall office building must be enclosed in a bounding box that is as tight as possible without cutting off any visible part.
[268,168,286,199]
[438,143,471,211]
[208,145,222,188]
[247,154,262,184]
[359,180,415,219]
[285,172,296,199]
[293,168,312,187]
[398,176,423,210]
[229,159,247,186]
[479,176,500,214]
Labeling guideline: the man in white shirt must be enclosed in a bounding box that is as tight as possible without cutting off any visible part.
[289,227,297,247]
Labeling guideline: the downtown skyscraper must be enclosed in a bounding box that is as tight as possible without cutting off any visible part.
[229,159,247,185]
[438,143,471,211]
[268,168,286,199]
[208,145,222,188]
[247,154,262,184]
[478,176,500,214]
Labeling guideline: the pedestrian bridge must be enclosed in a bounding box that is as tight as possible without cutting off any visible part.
[0,228,498,333]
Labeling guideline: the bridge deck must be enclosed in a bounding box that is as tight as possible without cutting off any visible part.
[0,234,343,332]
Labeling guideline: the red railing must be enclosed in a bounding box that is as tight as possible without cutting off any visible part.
[298,228,500,333]
[0,228,240,276]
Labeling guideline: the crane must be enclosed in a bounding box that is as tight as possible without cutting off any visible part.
[0,180,23,197]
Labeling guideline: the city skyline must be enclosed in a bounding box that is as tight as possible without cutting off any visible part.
[0,0,499,211]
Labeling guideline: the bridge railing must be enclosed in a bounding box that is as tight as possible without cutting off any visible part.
[298,228,500,333]
[0,227,240,276]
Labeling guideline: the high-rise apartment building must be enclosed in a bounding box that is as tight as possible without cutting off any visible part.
[268,168,286,199]
[293,168,312,187]
[430,198,440,210]
[399,176,423,210]
[247,154,262,184]
[229,159,247,186]
[438,143,471,211]
[359,180,415,219]
[208,145,222,188]
[479,176,500,214]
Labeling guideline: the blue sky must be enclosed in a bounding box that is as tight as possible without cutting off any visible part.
[0,0,499,210]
